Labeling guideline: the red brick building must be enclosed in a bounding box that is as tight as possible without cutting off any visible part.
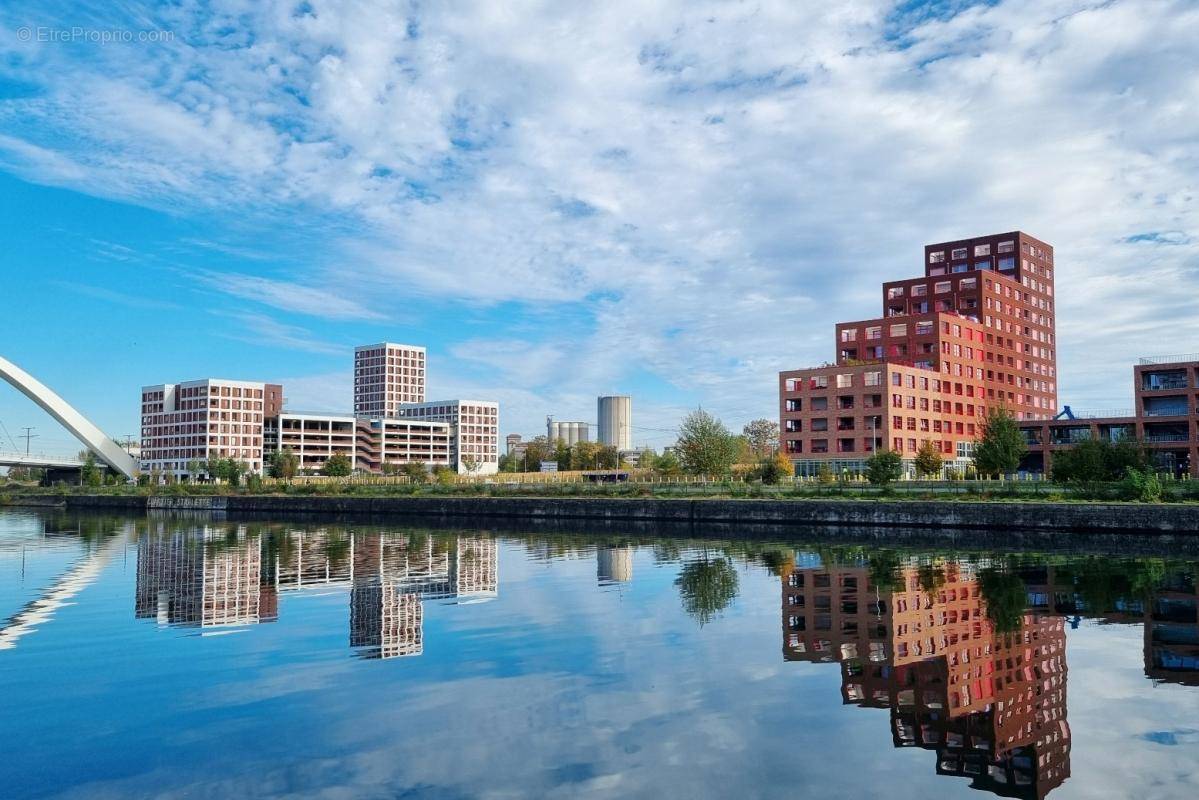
[1018,356,1199,477]
[781,231,1058,476]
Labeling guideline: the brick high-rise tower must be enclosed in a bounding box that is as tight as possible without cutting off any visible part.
[780,231,1057,476]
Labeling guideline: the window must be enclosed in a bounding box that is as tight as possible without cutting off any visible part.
[998,240,1015,254]
[865,326,882,340]
[811,418,829,431]
[785,378,802,392]
[959,277,977,290]
[836,373,853,388]
[865,371,882,386]
[785,399,801,412]
[929,251,945,263]
[951,247,967,259]
[887,286,904,299]
[935,281,951,293]
[998,256,1015,270]
[889,323,907,337]
[915,321,933,336]
[811,376,829,389]
[974,244,991,256]
[840,328,857,342]
[912,284,928,296]
[911,301,928,314]
[811,397,828,411]
[974,259,990,270]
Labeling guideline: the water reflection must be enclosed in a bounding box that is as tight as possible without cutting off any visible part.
[3,513,1199,800]
[133,525,497,659]
[781,559,1069,798]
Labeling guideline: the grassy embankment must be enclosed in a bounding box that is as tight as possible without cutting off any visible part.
[3,474,1198,504]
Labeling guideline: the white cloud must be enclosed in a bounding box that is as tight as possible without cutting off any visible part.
[2,0,1198,435]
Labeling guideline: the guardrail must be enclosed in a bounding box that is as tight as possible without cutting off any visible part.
[1139,353,1199,365]
[0,451,84,465]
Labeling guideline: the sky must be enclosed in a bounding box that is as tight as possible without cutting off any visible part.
[0,0,1197,456]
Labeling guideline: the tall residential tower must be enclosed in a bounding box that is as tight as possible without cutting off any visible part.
[780,231,1057,476]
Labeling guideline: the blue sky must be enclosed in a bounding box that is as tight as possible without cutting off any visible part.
[1,0,1197,456]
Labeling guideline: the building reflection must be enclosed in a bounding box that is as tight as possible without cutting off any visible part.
[781,559,1070,799]
[597,545,634,584]
[135,524,277,629]
[135,527,497,659]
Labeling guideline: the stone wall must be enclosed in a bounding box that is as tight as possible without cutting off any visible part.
[22,494,1199,533]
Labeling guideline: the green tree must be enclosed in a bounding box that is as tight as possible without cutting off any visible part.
[676,409,740,476]
[973,406,1026,477]
[596,445,620,469]
[1052,436,1152,483]
[321,453,352,477]
[434,465,457,485]
[914,440,943,479]
[674,555,739,625]
[815,463,835,484]
[742,418,780,458]
[655,449,682,476]
[497,452,518,473]
[635,448,657,471]
[571,441,601,470]
[522,436,554,470]
[267,449,299,479]
[553,441,572,472]
[759,452,795,484]
[401,462,428,483]
[80,452,102,487]
[462,452,483,476]
[1050,437,1107,483]
[865,448,903,485]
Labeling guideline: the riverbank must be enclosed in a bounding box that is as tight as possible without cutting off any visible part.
[6,491,1199,533]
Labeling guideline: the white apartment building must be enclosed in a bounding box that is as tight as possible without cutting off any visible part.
[354,343,426,416]
[140,379,283,479]
[355,417,452,473]
[397,400,500,474]
[264,412,357,474]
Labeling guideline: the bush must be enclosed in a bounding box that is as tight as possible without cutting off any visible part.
[1121,467,1163,503]
[815,464,835,484]
[758,453,795,485]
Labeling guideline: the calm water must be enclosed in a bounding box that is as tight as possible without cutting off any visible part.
[2,511,1198,799]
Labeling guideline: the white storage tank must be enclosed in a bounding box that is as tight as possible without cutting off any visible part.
[597,395,632,451]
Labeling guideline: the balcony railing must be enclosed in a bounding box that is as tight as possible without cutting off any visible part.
[1144,434,1193,444]
[1142,378,1189,391]
[1143,407,1190,417]
[1140,353,1199,365]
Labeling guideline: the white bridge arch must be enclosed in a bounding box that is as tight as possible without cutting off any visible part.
[0,355,137,478]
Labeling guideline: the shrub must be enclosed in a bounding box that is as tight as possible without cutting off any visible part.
[815,464,835,484]
[1121,467,1163,503]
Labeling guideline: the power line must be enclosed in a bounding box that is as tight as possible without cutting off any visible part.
[19,427,38,455]
[0,419,20,452]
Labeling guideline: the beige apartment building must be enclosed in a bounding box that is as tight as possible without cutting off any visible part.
[354,342,426,416]
[139,379,283,479]
[397,400,500,474]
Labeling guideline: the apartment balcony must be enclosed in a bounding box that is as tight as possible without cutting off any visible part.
[1141,372,1190,391]
[1050,428,1092,445]
[1143,406,1191,418]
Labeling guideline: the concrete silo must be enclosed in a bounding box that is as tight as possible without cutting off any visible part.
[596,395,632,451]
[547,418,591,447]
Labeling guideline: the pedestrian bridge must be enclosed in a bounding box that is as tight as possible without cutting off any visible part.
[0,451,87,470]
[0,355,137,479]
